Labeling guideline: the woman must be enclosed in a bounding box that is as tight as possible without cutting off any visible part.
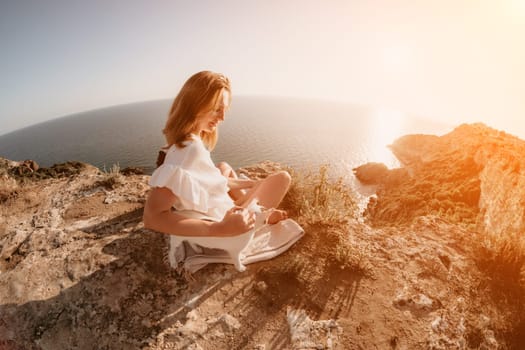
[143,71,290,237]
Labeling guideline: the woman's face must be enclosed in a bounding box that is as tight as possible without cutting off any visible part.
[195,89,230,134]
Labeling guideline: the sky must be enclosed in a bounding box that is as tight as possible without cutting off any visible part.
[1,0,524,137]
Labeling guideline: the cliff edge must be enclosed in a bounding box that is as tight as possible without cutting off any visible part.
[1,123,524,349]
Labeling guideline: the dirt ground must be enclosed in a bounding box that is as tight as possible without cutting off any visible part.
[1,124,524,349]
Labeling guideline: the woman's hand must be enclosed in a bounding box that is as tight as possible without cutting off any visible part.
[215,206,256,236]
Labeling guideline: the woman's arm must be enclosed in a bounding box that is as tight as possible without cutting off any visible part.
[227,178,258,191]
[217,162,257,191]
[143,187,255,237]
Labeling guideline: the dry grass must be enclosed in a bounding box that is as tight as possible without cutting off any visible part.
[266,165,371,285]
[283,165,358,227]
[475,230,525,296]
[287,165,369,273]
[0,159,17,203]
[96,163,124,190]
[331,233,370,275]
[0,175,18,203]
[473,230,525,347]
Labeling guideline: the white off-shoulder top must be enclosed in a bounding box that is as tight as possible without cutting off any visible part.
[149,134,234,221]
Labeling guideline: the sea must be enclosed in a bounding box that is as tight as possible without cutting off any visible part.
[0,96,453,180]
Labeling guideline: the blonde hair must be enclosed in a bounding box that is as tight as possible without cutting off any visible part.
[163,71,231,150]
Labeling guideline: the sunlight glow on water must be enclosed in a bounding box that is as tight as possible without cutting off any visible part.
[368,109,406,167]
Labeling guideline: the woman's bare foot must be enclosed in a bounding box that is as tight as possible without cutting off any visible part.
[266,209,288,225]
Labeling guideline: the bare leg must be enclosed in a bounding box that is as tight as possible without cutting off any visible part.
[216,162,245,201]
[236,171,291,224]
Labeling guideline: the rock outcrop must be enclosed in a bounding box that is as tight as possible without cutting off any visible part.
[355,123,525,235]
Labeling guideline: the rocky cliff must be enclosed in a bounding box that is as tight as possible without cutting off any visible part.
[1,123,524,349]
[356,123,525,236]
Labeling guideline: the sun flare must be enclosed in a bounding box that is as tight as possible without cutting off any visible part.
[368,109,407,167]
[381,45,413,73]
[512,0,525,14]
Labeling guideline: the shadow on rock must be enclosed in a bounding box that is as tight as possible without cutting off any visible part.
[0,211,213,349]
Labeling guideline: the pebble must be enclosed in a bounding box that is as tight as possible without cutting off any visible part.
[414,294,433,310]
[287,307,340,349]
[431,316,447,332]
[255,281,268,293]
[219,314,241,332]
